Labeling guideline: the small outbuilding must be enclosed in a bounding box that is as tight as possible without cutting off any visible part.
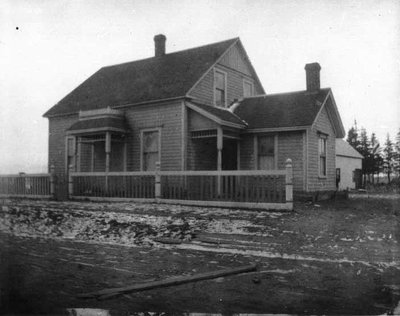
[335,139,363,190]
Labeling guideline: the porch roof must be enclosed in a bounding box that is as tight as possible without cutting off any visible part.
[187,101,247,129]
[67,117,129,135]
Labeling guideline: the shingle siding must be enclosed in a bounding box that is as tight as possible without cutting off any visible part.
[307,106,336,191]
[48,101,182,175]
[239,134,255,170]
[277,131,305,192]
[124,101,183,171]
[48,114,79,176]
[219,44,252,76]
[188,43,263,107]
[218,64,258,105]
[188,71,214,106]
[239,132,305,191]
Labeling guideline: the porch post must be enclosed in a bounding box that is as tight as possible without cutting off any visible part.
[68,164,74,199]
[76,137,81,172]
[155,161,161,200]
[237,140,241,170]
[285,158,293,210]
[50,164,55,198]
[105,132,111,172]
[217,126,223,196]
[105,132,111,192]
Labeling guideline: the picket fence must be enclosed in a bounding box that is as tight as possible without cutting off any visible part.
[0,159,293,210]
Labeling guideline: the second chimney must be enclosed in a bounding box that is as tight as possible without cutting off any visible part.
[154,34,166,57]
[305,62,321,91]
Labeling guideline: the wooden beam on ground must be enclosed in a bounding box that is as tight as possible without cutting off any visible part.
[77,264,257,300]
[153,237,182,244]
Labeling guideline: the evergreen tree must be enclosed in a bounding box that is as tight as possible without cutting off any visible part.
[346,121,360,152]
[369,133,382,183]
[394,128,400,177]
[359,128,370,185]
[383,133,395,183]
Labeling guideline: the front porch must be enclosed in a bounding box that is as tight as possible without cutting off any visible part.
[69,161,293,210]
[189,127,240,171]
[61,104,294,210]
[66,108,129,173]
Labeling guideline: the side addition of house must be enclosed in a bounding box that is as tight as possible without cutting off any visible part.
[335,139,363,190]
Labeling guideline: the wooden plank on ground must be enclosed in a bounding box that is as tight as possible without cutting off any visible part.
[153,237,182,245]
[77,264,257,300]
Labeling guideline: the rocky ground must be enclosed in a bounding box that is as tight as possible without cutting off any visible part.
[0,196,399,315]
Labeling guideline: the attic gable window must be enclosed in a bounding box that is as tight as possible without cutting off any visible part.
[319,135,327,177]
[243,79,254,97]
[214,69,227,107]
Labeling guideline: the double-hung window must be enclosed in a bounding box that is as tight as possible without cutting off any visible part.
[142,130,160,171]
[319,136,327,177]
[66,136,76,171]
[258,135,275,170]
[243,79,254,97]
[214,70,226,107]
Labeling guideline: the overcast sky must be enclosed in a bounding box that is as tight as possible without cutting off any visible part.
[0,0,399,173]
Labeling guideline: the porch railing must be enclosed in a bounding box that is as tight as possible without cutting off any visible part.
[0,166,55,198]
[69,159,293,210]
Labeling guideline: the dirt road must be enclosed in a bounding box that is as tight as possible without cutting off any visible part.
[0,197,399,315]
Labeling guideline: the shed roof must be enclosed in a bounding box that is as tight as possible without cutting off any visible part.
[336,139,364,159]
[44,38,239,117]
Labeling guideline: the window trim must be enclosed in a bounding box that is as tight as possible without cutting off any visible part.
[213,68,228,107]
[255,134,278,170]
[65,135,76,173]
[318,134,327,178]
[140,128,162,171]
[243,79,254,98]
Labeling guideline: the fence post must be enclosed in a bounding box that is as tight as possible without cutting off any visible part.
[155,161,161,201]
[50,164,55,198]
[285,158,293,210]
[68,164,74,199]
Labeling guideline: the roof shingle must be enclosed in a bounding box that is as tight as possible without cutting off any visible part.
[232,89,330,129]
[188,101,246,127]
[44,38,238,117]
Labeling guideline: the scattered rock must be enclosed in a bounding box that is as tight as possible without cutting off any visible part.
[252,276,261,284]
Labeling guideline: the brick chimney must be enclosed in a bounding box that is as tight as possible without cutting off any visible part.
[154,34,166,57]
[305,62,321,91]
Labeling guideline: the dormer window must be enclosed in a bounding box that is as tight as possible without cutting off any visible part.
[243,79,254,97]
[214,69,227,107]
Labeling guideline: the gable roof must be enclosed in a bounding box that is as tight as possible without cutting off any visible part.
[233,88,331,130]
[44,38,239,117]
[336,139,364,159]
